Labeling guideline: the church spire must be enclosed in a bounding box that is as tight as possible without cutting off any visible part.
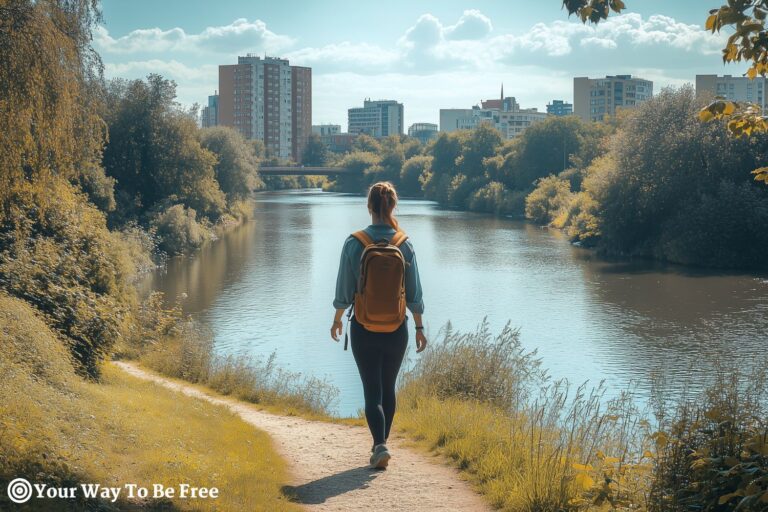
[500,83,504,101]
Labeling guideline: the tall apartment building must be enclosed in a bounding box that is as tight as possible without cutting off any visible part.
[218,55,311,161]
[696,74,767,109]
[440,96,547,139]
[546,100,573,116]
[348,99,404,137]
[574,75,653,122]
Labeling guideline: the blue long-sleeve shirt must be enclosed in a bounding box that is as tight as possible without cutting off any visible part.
[333,224,425,314]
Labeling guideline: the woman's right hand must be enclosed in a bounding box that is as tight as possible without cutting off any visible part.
[415,330,428,353]
[330,320,343,341]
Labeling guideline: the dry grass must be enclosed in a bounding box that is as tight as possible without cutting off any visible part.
[397,320,652,511]
[129,296,339,418]
[0,292,299,511]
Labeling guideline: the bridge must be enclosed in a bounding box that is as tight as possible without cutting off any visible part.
[258,166,350,176]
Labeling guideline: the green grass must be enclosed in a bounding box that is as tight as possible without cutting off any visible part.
[0,292,300,511]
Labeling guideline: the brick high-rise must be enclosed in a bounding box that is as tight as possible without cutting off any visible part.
[218,55,311,162]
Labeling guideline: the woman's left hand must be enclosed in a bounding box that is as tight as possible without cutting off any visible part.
[330,320,343,341]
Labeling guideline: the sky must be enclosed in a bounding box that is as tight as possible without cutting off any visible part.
[96,0,749,129]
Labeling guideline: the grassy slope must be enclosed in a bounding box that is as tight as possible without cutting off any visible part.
[0,293,299,511]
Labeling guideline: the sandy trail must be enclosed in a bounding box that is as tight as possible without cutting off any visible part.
[114,361,490,511]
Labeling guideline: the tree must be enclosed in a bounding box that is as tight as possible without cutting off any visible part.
[200,126,262,201]
[0,0,133,377]
[400,155,432,197]
[352,134,382,153]
[103,75,226,222]
[456,123,503,178]
[301,133,328,166]
[576,87,768,267]
[507,116,609,190]
[562,0,768,183]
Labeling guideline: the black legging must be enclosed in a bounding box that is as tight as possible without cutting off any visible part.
[350,316,408,446]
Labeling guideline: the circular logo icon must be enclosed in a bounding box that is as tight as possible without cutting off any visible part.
[7,478,33,504]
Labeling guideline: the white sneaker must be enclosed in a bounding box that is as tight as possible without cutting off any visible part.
[369,444,391,469]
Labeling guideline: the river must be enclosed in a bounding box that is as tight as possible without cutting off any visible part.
[139,190,768,416]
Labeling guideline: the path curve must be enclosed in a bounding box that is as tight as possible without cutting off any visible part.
[114,361,491,512]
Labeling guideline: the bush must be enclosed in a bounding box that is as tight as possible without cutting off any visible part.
[151,204,210,255]
[401,319,546,411]
[648,364,768,511]
[525,175,574,225]
[0,178,135,378]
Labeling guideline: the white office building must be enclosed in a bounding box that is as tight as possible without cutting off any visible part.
[696,74,767,109]
[440,96,547,139]
[348,99,404,137]
[574,75,653,122]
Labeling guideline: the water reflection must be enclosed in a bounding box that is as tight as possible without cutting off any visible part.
[140,190,768,416]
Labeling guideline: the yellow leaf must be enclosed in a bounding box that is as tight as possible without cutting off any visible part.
[604,457,621,464]
[643,450,655,459]
[706,14,717,31]
[723,101,736,115]
[748,66,758,80]
[574,472,595,490]
[596,450,606,460]
[572,463,593,472]
[699,109,715,122]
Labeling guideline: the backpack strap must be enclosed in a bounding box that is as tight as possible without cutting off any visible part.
[390,230,408,247]
[351,230,374,247]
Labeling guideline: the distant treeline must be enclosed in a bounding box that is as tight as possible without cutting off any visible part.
[324,88,768,269]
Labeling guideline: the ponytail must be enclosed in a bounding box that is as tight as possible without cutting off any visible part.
[368,181,399,230]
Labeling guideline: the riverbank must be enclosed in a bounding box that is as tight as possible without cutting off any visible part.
[116,361,491,511]
[0,293,297,511]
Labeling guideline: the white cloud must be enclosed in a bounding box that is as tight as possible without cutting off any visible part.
[581,36,618,49]
[99,11,735,118]
[94,18,294,55]
[286,42,399,71]
[444,10,493,41]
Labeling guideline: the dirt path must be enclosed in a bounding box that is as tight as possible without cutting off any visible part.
[114,361,491,511]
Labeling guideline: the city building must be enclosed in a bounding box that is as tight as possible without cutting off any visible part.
[573,75,653,122]
[312,124,341,136]
[217,55,311,161]
[695,74,767,109]
[348,99,404,137]
[201,93,218,128]
[440,94,547,139]
[321,133,358,153]
[546,100,573,116]
[408,123,438,144]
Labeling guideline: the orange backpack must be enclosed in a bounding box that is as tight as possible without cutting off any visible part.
[349,229,408,336]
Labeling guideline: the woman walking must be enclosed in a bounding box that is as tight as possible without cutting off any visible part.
[330,181,427,469]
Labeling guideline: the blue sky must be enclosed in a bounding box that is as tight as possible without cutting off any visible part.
[97,0,748,128]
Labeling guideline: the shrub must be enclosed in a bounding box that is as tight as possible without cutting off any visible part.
[648,364,768,511]
[525,175,574,225]
[151,204,210,255]
[401,319,547,411]
[0,178,134,377]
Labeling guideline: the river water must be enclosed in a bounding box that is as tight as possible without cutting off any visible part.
[139,190,768,416]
